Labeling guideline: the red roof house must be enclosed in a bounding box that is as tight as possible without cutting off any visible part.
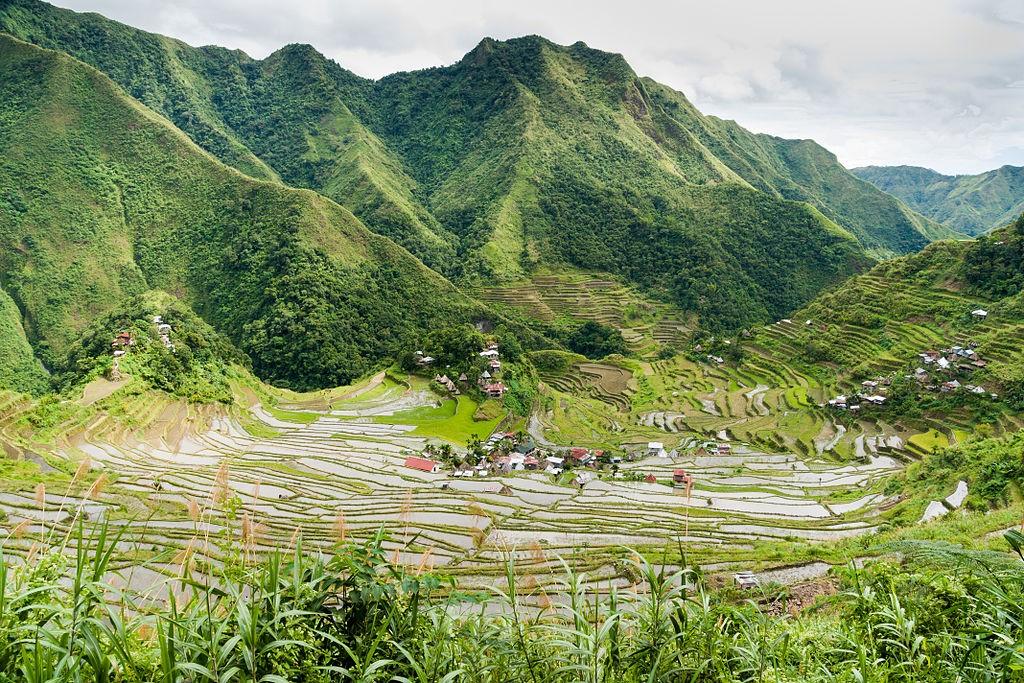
[404,457,440,473]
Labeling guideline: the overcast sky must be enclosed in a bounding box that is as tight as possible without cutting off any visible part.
[53,0,1024,175]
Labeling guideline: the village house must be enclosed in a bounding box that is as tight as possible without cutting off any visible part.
[112,333,133,349]
[434,374,459,393]
[404,456,440,473]
[647,442,667,457]
[514,438,537,456]
[568,447,595,466]
[485,382,506,398]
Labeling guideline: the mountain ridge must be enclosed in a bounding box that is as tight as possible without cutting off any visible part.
[0,0,992,395]
[0,32,484,392]
[0,0,952,266]
[851,164,1024,236]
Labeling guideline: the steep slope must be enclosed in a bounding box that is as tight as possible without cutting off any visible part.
[852,164,1024,236]
[0,33,479,391]
[0,286,48,394]
[642,80,960,256]
[753,214,1024,416]
[1,2,955,331]
[368,37,872,327]
[0,0,455,270]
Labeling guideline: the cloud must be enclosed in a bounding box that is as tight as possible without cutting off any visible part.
[50,0,1024,174]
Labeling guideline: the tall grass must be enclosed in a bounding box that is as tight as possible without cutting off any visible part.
[0,515,1022,682]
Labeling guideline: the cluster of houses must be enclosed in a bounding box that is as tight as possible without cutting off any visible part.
[403,432,619,481]
[399,433,746,496]
[913,342,995,397]
[828,337,997,411]
[477,342,506,398]
[419,341,507,399]
[827,379,891,412]
[433,374,461,394]
[111,315,175,358]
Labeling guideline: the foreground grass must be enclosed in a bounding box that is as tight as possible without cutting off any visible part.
[3,508,1024,683]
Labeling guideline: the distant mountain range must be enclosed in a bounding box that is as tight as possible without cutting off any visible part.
[852,165,1024,236]
[0,0,988,393]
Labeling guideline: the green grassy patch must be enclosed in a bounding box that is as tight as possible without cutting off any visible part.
[378,396,505,446]
[908,428,949,453]
[264,405,320,425]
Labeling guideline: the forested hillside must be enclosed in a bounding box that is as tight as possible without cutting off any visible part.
[853,164,1024,236]
[0,1,957,332]
[0,34,482,392]
[0,0,995,396]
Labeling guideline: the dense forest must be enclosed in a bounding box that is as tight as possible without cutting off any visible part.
[0,33,484,392]
[0,0,971,396]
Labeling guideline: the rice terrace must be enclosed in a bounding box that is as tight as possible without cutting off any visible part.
[3,2,1024,679]
[4,278,1020,584]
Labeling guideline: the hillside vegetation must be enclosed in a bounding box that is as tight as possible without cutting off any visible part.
[0,1,963,337]
[0,34,482,392]
[745,215,1024,442]
[853,164,1024,236]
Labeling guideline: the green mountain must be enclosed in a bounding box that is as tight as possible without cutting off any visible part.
[0,285,49,395]
[852,164,1024,236]
[363,37,874,327]
[641,82,959,256]
[0,33,480,392]
[0,3,952,322]
[0,0,456,271]
[0,0,986,391]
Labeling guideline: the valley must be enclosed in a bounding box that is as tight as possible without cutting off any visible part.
[0,3,1022,680]
[0,370,904,581]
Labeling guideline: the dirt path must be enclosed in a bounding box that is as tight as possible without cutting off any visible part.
[78,376,130,407]
[337,371,386,401]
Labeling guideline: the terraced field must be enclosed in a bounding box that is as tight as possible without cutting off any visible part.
[0,376,903,581]
[476,273,692,354]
